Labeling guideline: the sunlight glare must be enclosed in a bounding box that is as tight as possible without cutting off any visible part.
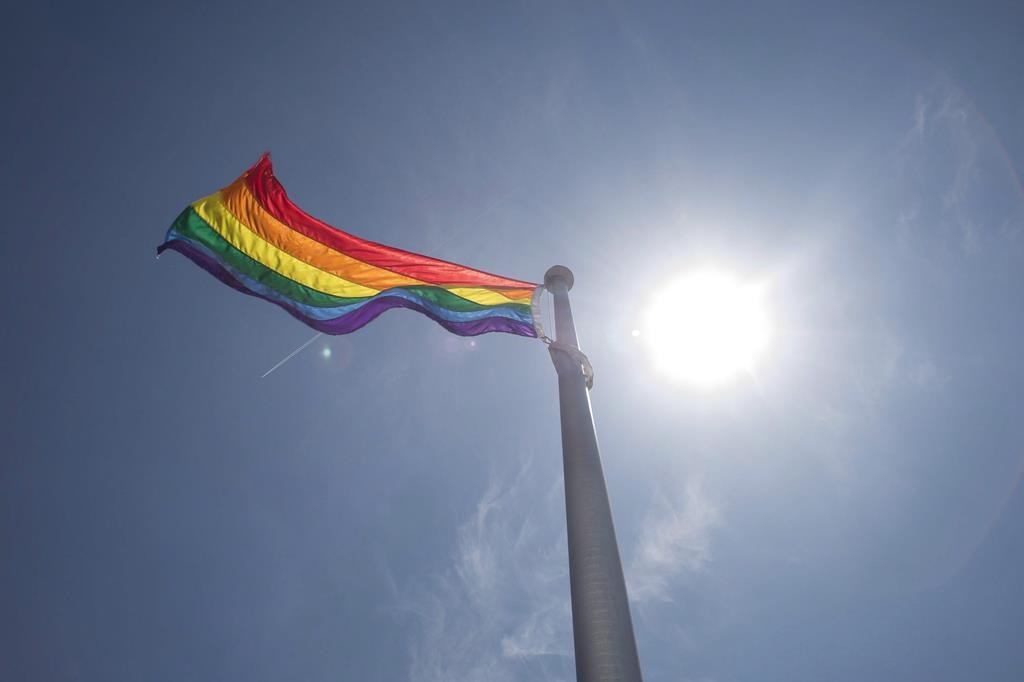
[642,270,770,386]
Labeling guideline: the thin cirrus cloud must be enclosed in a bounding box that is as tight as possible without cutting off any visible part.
[627,477,720,604]
[397,460,720,681]
[401,460,573,682]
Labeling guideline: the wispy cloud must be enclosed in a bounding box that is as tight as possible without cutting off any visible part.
[399,460,573,682]
[397,462,724,680]
[898,79,1024,257]
[627,477,719,604]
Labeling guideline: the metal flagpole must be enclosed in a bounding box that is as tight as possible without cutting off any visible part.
[544,265,643,682]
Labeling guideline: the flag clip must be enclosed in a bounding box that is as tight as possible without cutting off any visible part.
[548,342,594,390]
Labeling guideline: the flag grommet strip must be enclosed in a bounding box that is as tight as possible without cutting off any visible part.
[531,285,553,344]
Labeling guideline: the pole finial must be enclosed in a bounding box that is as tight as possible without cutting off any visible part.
[544,265,574,291]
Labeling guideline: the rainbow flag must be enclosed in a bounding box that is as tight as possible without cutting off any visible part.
[159,155,539,337]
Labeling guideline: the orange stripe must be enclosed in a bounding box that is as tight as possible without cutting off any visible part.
[244,154,537,289]
[220,178,534,302]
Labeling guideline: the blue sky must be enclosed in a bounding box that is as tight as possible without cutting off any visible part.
[3,2,1024,680]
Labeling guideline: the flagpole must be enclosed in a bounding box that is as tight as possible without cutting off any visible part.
[545,265,643,682]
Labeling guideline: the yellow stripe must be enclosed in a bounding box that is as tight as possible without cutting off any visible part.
[193,193,378,298]
[226,182,536,303]
[223,179,425,291]
[193,192,530,307]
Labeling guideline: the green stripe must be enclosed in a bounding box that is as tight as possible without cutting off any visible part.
[169,207,532,314]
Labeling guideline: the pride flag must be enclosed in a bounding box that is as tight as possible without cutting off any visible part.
[159,155,539,337]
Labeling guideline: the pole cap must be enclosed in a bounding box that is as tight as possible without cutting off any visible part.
[544,265,574,291]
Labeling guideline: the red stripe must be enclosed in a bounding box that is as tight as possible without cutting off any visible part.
[243,154,537,289]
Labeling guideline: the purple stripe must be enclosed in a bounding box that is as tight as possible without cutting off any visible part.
[161,239,538,338]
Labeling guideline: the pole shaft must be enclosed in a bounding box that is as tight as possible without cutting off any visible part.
[546,268,643,682]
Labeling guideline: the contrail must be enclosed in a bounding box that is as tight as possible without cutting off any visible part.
[260,332,323,378]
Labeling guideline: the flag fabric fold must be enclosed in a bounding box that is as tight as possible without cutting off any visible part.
[159,155,539,337]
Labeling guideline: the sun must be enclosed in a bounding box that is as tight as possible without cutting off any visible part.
[641,269,770,386]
